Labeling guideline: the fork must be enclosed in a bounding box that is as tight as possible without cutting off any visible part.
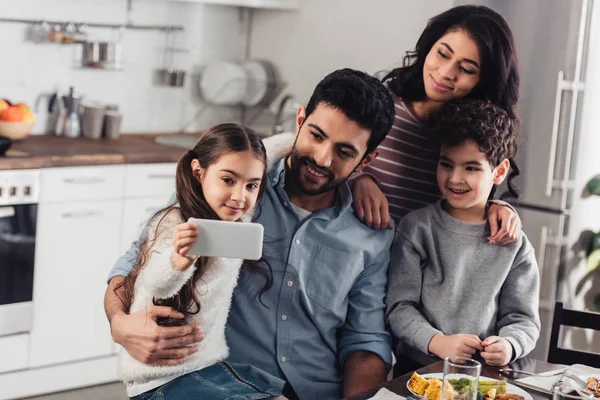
[498,368,567,377]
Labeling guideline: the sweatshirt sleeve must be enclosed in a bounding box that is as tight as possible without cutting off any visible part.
[137,213,196,299]
[497,244,541,360]
[385,229,441,355]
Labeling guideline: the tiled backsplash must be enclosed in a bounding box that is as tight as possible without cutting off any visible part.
[0,0,246,134]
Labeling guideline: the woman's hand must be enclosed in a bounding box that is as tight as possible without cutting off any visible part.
[171,222,200,271]
[488,203,521,245]
[352,175,393,230]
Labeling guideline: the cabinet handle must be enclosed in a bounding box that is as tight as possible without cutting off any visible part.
[147,174,175,180]
[63,177,105,184]
[62,210,103,218]
[0,206,15,219]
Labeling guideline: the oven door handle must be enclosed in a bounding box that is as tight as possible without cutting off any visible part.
[0,206,16,219]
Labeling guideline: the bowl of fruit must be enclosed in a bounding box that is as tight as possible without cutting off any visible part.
[0,99,36,141]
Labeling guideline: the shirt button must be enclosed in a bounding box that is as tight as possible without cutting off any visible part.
[281,356,286,362]
[287,281,294,287]
[281,315,287,321]
[295,239,301,245]
[283,202,288,207]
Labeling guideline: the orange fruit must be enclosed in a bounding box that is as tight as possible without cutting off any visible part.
[0,100,9,116]
[1,106,24,122]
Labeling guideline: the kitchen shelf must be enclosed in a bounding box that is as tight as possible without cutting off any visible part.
[0,17,184,32]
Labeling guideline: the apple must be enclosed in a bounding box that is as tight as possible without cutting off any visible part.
[1,106,24,122]
[15,103,30,114]
[22,110,35,123]
[0,99,9,115]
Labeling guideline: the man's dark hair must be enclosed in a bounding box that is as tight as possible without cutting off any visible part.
[433,99,521,200]
[305,68,395,155]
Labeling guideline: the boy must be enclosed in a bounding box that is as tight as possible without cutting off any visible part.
[385,100,540,370]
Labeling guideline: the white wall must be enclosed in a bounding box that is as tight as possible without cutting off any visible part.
[0,0,246,134]
[248,0,454,105]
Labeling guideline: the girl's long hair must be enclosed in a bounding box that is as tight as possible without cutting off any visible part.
[383,5,520,121]
[115,123,272,325]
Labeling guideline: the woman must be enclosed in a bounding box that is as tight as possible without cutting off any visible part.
[353,5,521,244]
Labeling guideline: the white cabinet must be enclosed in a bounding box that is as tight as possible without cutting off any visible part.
[29,166,124,368]
[120,197,167,254]
[0,334,29,373]
[167,0,299,10]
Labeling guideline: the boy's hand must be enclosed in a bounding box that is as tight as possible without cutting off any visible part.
[481,336,513,366]
[352,175,393,230]
[488,203,521,245]
[429,333,483,359]
[171,222,199,271]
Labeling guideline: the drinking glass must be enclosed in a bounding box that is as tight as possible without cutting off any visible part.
[440,357,482,400]
[553,381,594,400]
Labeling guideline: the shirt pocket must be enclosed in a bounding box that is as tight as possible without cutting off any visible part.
[306,245,364,310]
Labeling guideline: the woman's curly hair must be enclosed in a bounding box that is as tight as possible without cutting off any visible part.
[432,99,521,200]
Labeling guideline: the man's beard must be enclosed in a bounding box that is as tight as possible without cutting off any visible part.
[288,149,350,195]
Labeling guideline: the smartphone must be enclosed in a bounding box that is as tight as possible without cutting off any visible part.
[187,218,264,260]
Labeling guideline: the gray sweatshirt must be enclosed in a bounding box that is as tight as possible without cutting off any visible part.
[385,200,540,365]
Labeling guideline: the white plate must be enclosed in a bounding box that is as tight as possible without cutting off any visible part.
[407,373,534,400]
[199,61,247,105]
[242,60,269,107]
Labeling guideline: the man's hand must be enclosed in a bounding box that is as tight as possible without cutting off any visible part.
[111,305,203,366]
[172,222,200,271]
[481,336,513,366]
[428,333,483,359]
[488,203,521,245]
[352,175,393,230]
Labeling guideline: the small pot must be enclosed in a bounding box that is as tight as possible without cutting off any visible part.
[0,136,13,156]
[158,68,186,87]
[81,41,122,69]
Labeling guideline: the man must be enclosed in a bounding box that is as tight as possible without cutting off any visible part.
[105,68,396,399]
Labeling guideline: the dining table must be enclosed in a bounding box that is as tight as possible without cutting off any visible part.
[344,357,565,400]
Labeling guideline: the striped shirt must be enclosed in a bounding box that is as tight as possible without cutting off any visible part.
[360,95,442,220]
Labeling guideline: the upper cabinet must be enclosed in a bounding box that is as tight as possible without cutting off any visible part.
[167,0,300,10]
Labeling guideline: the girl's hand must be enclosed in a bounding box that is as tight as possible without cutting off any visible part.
[171,222,200,271]
[352,175,393,230]
[488,203,521,245]
[429,333,483,359]
[481,336,513,366]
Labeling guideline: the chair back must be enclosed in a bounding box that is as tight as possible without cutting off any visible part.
[548,301,600,367]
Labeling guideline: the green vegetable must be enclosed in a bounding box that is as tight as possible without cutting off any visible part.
[587,248,600,274]
[477,391,484,400]
[586,174,600,196]
[478,380,507,394]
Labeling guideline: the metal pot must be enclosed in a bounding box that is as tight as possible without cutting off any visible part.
[158,68,186,87]
[81,41,122,70]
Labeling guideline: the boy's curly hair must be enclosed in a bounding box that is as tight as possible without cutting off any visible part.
[432,99,521,200]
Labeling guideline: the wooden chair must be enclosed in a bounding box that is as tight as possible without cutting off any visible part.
[547,301,600,367]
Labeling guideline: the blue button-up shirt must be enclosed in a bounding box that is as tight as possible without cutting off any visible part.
[109,159,393,400]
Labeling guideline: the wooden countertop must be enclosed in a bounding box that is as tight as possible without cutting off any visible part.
[0,133,202,170]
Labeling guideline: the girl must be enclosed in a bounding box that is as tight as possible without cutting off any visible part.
[116,123,283,400]
[353,5,521,243]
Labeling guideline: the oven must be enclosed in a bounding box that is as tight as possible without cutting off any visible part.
[0,170,39,337]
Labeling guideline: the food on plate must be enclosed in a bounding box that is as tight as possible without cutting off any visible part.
[495,394,525,400]
[486,388,497,400]
[408,372,512,400]
[409,372,430,395]
[586,377,599,398]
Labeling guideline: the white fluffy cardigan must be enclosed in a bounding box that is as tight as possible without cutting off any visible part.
[119,132,296,397]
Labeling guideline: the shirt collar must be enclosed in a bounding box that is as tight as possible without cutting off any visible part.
[268,159,353,217]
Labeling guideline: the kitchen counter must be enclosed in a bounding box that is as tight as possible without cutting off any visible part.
[0,133,203,170]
